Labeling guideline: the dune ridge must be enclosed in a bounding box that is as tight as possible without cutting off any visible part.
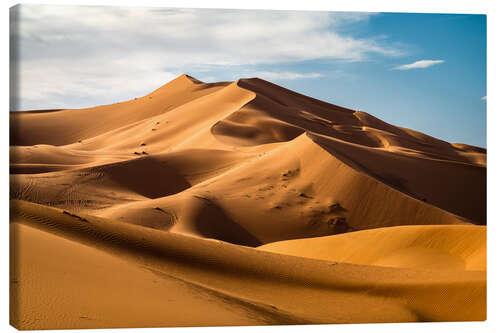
[9,74,486,328]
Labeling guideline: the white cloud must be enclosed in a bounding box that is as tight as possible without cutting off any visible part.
[11,5,400,109]
[11,58,180,109]
[394,59,445,70]
[482,96,487,101]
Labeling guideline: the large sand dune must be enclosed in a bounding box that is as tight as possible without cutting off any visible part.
[9,75,486,329]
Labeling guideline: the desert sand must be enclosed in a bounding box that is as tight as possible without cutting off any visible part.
[10,74,486,329]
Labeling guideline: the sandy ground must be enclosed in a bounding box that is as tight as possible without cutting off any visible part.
[10,75,486,329]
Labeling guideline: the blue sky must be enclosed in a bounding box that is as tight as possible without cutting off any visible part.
[269,13,487,147]
[11,6,486,147]
[277,13,487,148]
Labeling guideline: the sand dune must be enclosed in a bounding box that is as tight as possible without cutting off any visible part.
[94,132,474,245]
[259,225,486,271]
[11,200,485,329]
[9,74,486,329]
[10,75,231,146]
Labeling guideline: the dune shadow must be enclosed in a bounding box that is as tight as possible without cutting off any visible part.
[192,196,262,247]
[99,157,191,199]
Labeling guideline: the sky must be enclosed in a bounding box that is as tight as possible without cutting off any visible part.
[9,5,486,147]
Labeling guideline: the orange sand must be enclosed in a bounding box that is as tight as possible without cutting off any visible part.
[10,75,486,329]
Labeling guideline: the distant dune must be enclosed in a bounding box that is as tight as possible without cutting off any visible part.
[10,74,486,329]
[259,224,486,271]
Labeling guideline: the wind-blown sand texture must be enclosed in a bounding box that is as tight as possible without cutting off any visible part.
[10,75,486,329]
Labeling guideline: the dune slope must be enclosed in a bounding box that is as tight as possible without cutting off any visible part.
[259,225,486,271]
[11,200,485,329]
